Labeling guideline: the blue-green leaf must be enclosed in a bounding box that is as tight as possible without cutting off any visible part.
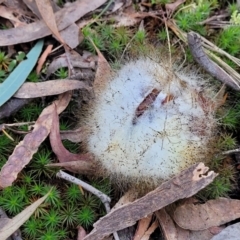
[0,40,44,107]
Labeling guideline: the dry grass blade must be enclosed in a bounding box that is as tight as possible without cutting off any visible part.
[0,189,52,239]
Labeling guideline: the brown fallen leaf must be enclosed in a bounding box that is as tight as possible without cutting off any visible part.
[0,92,71,188]
[173,198,240,231]
[49,105,94,175]
[133,215,152,240]
[0,5,26,27]
[83,163,217,240]
[35,0,65,44]
[156,208,190,240]
[0,0,107,46]
[88,38,111,91]
[60,127,87,143]
[77,226,87,240]
[36,44,53,74]
[14,80,91,98]
[23,0,79,48]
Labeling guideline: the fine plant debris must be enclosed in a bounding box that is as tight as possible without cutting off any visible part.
[1,0,240,240]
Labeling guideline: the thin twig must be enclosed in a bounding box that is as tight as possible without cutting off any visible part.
[187,32,240,90]
[56,171,120,240]
[222,148,240,155]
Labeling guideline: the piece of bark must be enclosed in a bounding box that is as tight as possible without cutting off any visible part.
[83,163,217,240]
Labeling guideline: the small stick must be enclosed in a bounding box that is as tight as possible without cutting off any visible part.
[56,171,120,240]
[187,32,240,90]
[222,148,240,155]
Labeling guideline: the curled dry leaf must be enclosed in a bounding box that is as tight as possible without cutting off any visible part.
[14,80,91,98]
[0,0,107,46]
[49,106,94,175]
[173,198,240,231]
[83,163,216,240]
[0,92,71,188]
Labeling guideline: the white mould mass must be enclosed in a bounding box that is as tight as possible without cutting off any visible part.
[82,57,218,187]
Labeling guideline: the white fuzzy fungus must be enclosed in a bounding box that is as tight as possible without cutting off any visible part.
[84,57,217,185]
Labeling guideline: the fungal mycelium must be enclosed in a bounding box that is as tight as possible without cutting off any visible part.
[79,52,220,189]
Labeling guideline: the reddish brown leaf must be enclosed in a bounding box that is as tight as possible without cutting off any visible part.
[49,105,94,174]
[174,198,240,231]
[0,92,71,188]
[60,127,87,143]
[36,44,53,74]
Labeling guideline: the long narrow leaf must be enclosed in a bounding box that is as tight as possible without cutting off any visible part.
[0,188,51,239]
[0,39,44,107]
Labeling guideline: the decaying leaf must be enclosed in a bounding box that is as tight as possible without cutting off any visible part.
[156,208,189,240]
[0,189,51,239]
[36,44,53,74]
[36,0,65,44]
[0,92,71,188]
[88,38,111,91]
[49,105,94,174]
[174,198,240,231]
[0,5,25,27]
[210,223,239,240]
[14,80,91,98]
[83,163,217,240]
[77,226,87,240]
[60,127,87,143]
[0,0,107,46]
[133,215,152,240]
[23,0,79,48]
